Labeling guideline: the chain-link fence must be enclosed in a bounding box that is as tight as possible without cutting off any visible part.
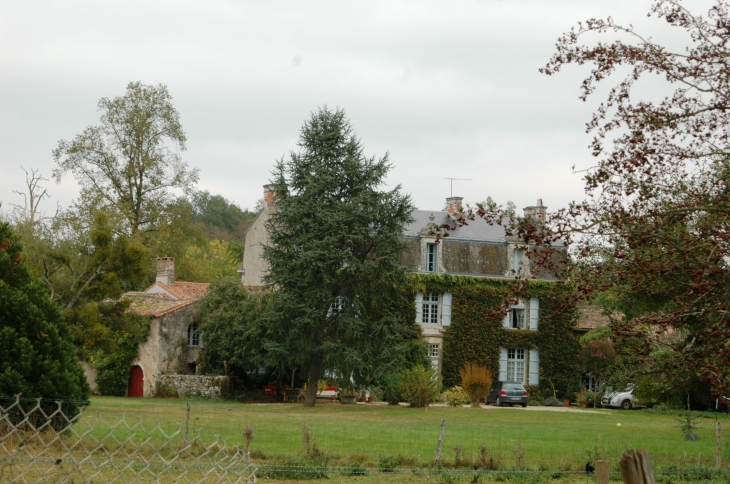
[0,396,257,483]
[52,396,730,480]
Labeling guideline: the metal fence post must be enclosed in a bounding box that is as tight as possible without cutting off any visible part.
[716,421,722,469]
[185,401,191,446]
[433,419,446,466]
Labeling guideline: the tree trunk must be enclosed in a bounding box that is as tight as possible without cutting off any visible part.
[304,355,323,407]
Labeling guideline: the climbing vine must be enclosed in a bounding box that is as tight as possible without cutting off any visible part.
[409,274,581,395]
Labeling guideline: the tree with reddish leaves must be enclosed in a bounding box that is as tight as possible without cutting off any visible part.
[467,0,730,398]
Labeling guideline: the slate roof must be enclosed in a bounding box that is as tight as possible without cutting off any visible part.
[404,211,509,242]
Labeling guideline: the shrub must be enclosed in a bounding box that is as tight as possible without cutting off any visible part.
[397,366,441,407]
[542,397,563,407]
[441,386,471,407]
[459,361,492,407]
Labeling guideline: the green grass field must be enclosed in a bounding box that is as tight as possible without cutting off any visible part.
[79,396,730,477]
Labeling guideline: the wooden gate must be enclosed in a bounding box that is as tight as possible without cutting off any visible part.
[128,365,144,397]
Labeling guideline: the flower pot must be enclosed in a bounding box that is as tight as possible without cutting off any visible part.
[580,402,587,408]
[359,396,367,402]
[367,396,374,403]
[563,399,570,407]
[340,395,358,404]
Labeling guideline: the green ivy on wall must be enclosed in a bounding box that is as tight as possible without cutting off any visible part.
[409,274,581,396]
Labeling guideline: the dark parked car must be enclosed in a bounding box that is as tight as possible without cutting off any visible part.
[484,381,529,407]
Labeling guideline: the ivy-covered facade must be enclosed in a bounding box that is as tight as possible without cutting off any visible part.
[404,197,581,391]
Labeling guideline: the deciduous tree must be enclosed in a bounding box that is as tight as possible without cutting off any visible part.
[53,81,198,236]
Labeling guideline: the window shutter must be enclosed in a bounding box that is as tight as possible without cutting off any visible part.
[499,348,508,381]
[415,292,423,324]
[502,310,510,329]
[529,349,540,386]
[441,293,452,326]
[529,298,539,331]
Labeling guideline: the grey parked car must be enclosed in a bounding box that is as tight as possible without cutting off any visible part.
[484,381,529,407]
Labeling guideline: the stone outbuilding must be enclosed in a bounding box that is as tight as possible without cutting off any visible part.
[121,258,210,397]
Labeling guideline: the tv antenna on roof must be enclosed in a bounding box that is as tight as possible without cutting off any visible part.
[444,178,472,197]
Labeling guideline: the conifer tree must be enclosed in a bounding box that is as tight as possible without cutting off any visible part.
[264,107,418,406]
[0,222,89,420]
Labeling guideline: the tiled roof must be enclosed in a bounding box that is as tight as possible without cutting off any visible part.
[575,305,620,330]
[145,281,210,300]
[123,292,198,318]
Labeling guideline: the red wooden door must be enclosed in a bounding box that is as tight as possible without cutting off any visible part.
[128,366,144,397]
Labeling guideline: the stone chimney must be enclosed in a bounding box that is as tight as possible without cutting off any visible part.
[523,199,547,221]
[263,184,275,209]
[446,196,463,215]
[156,257,175,286]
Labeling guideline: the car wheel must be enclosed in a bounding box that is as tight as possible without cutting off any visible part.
[620,399,631,410]
[521,403,527,408]
[496,397,502,407]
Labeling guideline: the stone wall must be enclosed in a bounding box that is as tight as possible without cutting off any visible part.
[156,374,230,399]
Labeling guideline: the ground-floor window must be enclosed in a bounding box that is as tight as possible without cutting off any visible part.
[427,343,440,370]
[506,348,525,383]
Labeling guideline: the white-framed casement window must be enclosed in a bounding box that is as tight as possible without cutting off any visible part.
[427,343,440,370]
[188,322,201,347]
[513,248,524,274]
[502,298,540,331]
[499,348,540,385]
[505,348,525,383]
[415,292,452,326]
[426,243,438,273]
[422,292,439,324]
[510,306,526,329]
[328,296,344,316]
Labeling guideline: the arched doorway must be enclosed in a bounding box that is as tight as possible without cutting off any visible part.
[128,366,144,397]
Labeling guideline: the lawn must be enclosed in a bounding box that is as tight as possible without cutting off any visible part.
[79,396,730,477]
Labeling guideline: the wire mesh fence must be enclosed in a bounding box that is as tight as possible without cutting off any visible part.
[0,395,257,483]
[4,394,730,481]
[62,396,730,478]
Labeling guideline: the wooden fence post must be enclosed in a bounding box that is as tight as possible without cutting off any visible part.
[433,419,446,466]
[618,449,654,484]
[716,421,722,469]
[595,460,610,484]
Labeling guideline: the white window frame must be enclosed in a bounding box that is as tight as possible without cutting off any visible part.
[427,343,440,370]
[422,292,439,324]
[506,348,526,383]
[328,296,344,317]
[510,307,526,329]
[513,248,524,274]
[426,243,438,273]
[188,322,202,347]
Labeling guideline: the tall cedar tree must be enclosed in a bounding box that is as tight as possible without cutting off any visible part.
[0,222,89,409]
[467,0,730,397]
[264,107,417,406]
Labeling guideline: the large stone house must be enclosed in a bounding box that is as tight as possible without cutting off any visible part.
[241,185,576,389]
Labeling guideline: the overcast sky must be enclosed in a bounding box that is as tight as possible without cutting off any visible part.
[0,0,713,216]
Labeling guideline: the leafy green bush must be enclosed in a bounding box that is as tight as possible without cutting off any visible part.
[441,386,471,406]
[542,397,563,407]
[397,366,441,408]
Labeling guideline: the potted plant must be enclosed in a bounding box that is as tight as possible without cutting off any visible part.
[340,386,358,404]
[576,390,588,408]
